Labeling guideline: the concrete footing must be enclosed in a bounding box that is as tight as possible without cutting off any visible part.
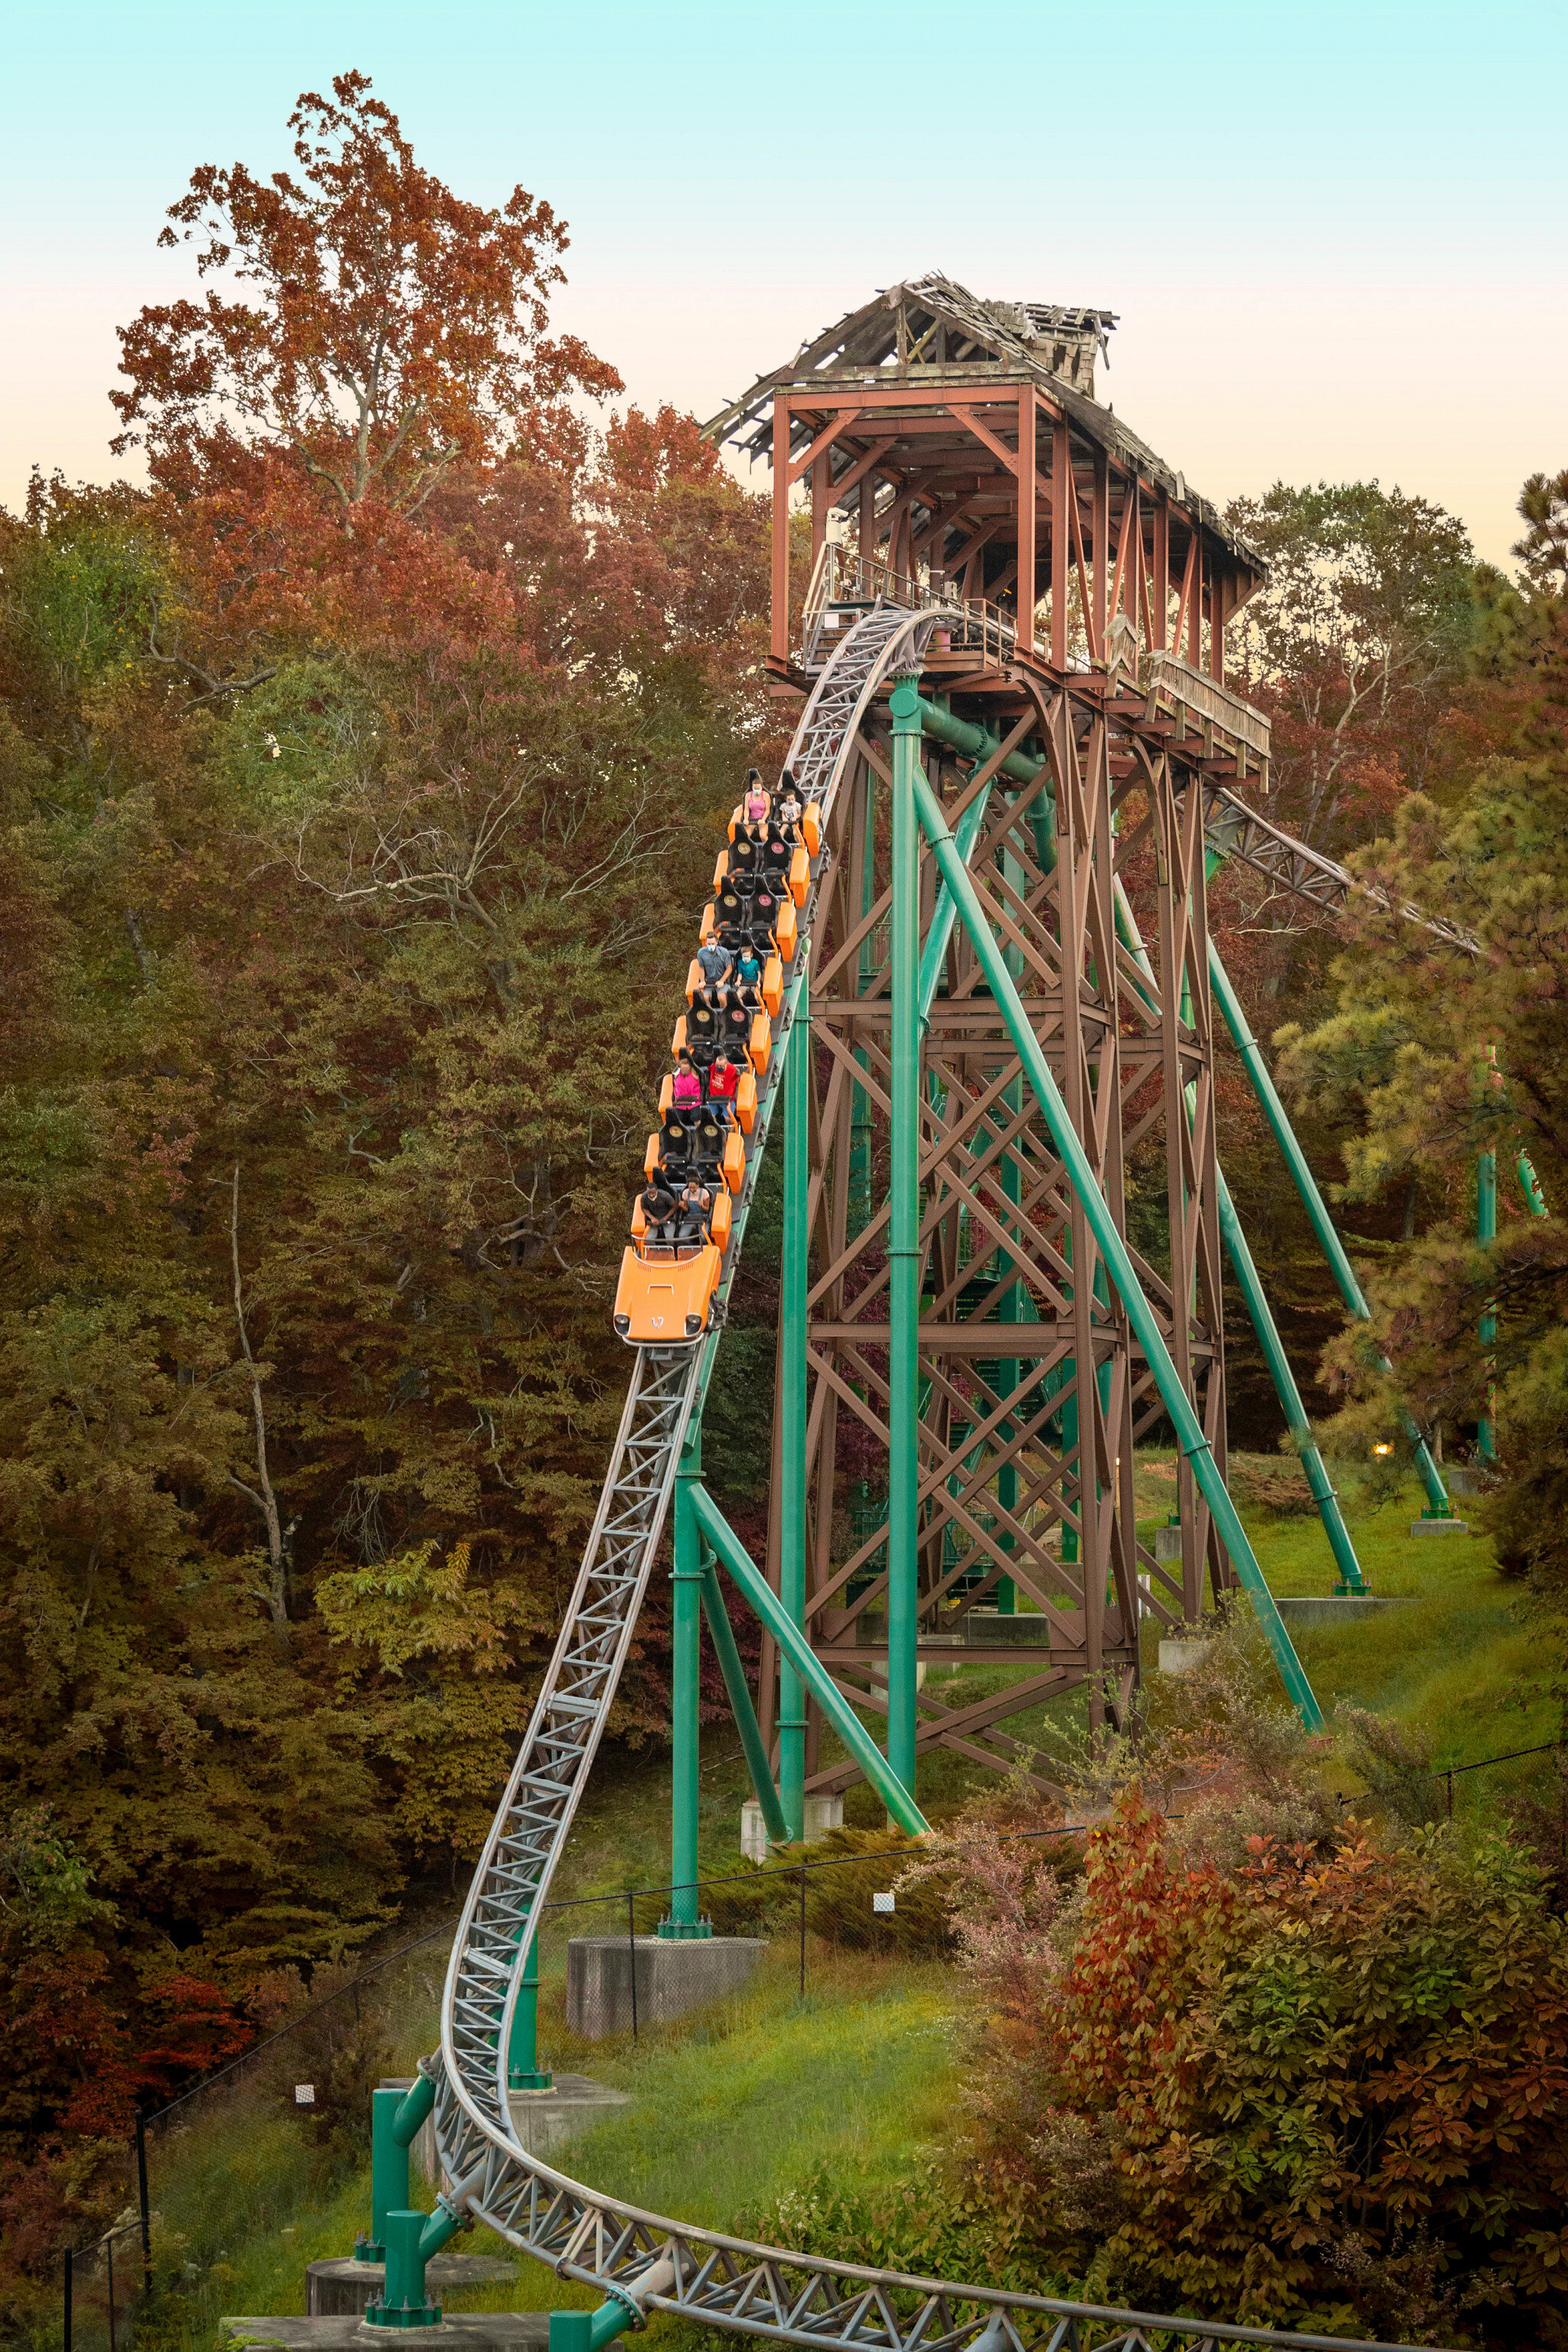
[505,2070,630,2156]
[567,1932,765,2037]
[225,2319,547,2349]
[1273,1595,1410,1626]
[1410,1515,1469,1537]
[956,1608,1050,1646]
[1157,1637,1211,1675]
[1154,1522,1183,1563]
[740,1792,841,1861]
[306,2259,515,2319]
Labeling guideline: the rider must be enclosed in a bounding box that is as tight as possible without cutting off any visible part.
[675,1174,713,1246]
[670,1050,703,1119]
[706,1053,739,1121]
[731,941,764,1001]
[639,1176,678,1247]
[776,779,803,835]
[694,935,732,996]
[742,767,770,828]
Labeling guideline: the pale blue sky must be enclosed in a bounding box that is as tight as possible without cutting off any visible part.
[4,1,1563,560]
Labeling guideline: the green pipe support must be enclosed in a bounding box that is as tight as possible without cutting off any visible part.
[662,1432,710,1938]
[506,1930,550,2089]
[364,2200,463,2330]
[1109,878,1367,1596]
[364,2073,437,2260]
[691,1483,930,1835]
[1478,1151,1498,1463]
[778,987,809,1840]
[1520,1153,1547,1215]
[548,2306,639,2352]
[910,768,1325,1730]
[887,677,923,1798]
[1204,939,1452,1517]
[698,1560,789,1844]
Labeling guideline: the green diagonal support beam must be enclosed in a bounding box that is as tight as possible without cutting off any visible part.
[1204,937,1452,1517]
[910,767,1325,1730]
[1109,876,1367,1595]
[698,1560,789,1846]
[691,1485,930,1836]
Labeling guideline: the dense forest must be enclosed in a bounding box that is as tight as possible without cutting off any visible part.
[3,70,1566,2314]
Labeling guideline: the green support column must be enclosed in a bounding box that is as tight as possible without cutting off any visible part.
[1478,1151,1498,1463]
[1109,872,1367,1596]
[850,781,876,1234]
[698,1559,788,1842]
[1520,1153,1548,1215]
[887,677,924,1801]
[778,986,809,1841]
[911,769,1325,1730]
[506,1932,550,2089]
[661,1430,710,1939]
[1205,936,1454,1520]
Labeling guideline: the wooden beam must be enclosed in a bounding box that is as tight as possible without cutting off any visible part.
[787,407,864,488]
[1050,413,1069,670]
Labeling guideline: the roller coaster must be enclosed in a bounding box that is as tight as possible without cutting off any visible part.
[380,283,1501,2352]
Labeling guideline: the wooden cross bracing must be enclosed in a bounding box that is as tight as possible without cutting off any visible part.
[756,679,1236,1793]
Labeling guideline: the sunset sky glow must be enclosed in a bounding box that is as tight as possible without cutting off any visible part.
[3,0,1564,564]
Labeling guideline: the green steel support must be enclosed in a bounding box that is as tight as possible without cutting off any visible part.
[662,1432,710,1939]
[911,768,1325,1730]
[1109,877,1367,1596]
[917,780,995,1028]
[548,2307,638,2352]
[691,1484,930,1835]
[850,779,876,1234]
[910,687,1449,1522]
[777,984,809,1841]
[364,2074,436,2262]
[1478,1152,1498,1463]
[887,676,923,1798]
[365,2184,462,2329]
[506,1931,550,2089]
[1205,936,1452,1517]
[1520,1153,1548,1215]
[698,1560,789,1844]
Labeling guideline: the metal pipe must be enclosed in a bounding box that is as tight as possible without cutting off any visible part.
[778,988,809,1840]
[1204,938,1452,1517]
[663,1433,709,1936]
[698,1561,789,1844]
[691,1484,930,1835]
[911,769,1325,1730]
[1109,878,1367,1594]
[887,676,923,1798]
[1520,1152,1548,1215]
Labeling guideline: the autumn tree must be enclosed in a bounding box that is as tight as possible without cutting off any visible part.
[111,70,618,512]
[1227,481,1475,879]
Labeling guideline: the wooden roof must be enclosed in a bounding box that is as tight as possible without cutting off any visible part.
[704,270,1264,577]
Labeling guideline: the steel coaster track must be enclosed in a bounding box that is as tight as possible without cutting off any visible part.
[426,609,1452,2352]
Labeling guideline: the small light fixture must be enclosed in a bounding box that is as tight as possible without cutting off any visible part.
[1372,1442,1393,1458]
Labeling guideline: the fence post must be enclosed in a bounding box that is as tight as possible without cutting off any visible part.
[799,1867,806,1998]
[63,2247,72,2352]
[626,1893,638,2042]
[136,2110,152,2295]
[106,2233,116,2352]
[1446,1770,1455,1821]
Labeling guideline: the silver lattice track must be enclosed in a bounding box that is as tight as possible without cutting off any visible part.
[427,612,1458,2352]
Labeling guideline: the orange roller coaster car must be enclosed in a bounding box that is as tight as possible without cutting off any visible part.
[612,1240,722,1345]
